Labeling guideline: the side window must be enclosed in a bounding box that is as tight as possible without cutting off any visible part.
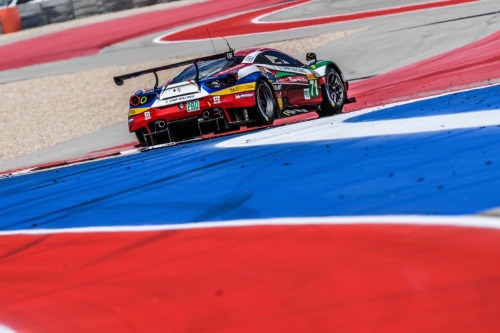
[255,54,273,65]
[263,51,304,67]
[265,54,283,65]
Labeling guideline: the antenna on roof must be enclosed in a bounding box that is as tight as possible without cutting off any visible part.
[221,36,234,53]
[207,28,217,55]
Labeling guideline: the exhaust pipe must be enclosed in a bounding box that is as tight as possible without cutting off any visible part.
[203,111,211,119]
[157,120,166,129]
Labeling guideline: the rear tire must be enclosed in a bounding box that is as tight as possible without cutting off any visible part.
[317,67,346,117]
[251,80,277,126]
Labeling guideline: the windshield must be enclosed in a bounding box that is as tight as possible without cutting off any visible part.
[171,56,243,84]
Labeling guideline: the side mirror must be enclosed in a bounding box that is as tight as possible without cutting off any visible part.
[306,52,317,63]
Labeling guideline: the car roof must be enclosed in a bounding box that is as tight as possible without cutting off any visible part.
[234,47,275,58]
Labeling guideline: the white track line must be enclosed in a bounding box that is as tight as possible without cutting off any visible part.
[251,0,478,24]
[217,83,500,147]
[1,215,499,236]
[154,0,479,43]
[0,324,16,333]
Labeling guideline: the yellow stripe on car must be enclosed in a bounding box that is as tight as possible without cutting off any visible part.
[212,83,256,96]
[129,107,150,116]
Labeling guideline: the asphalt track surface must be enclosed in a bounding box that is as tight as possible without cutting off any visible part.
[1,0,500,332]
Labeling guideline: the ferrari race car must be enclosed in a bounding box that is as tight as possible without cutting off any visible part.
[114,47,355,146]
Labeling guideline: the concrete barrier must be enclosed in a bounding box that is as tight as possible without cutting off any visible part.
[102,0,134,13]
[133,0,159,7]
[17,2,47,29]
[41,0,74,24]
[72,0,103,19]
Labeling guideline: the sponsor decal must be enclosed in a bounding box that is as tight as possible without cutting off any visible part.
[304,88,311,100]
[279,76,308,84]
[274,65,308,74]
[213,96,221,104]
[245,55,255,62]
[164,94,198,104]
[259,64,310,76]
[293,77,308,83]
[187,100,200,112]
[212,83,256,96]
[273,84,282,91]
[144,111,151,120]
[236,93,254,99]
[307,72,317,80]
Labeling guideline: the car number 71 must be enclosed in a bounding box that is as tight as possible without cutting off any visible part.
[187,100,200,112]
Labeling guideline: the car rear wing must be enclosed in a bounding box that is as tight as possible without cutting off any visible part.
[113,50,235,89]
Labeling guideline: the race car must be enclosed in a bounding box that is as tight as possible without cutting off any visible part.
[114,47,355,146]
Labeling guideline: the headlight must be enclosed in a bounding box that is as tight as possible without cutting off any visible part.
[205,75,237,89]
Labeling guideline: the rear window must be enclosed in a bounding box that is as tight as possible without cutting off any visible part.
[171,56,243,84]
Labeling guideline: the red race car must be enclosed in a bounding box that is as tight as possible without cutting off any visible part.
[114,47,355,146]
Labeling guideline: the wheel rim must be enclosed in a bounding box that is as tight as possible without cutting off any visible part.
[257,84,275,120]
[326,71,345,106]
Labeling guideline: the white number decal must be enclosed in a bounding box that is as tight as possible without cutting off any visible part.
[187,100,200,112]
[309,79,319,98]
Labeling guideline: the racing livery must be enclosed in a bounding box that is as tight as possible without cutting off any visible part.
[114,47,355,146]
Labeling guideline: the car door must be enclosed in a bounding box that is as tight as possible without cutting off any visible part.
[256,50,321,108]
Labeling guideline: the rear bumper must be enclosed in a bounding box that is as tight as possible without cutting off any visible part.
[143,116,230,145]
[128,92,256,133]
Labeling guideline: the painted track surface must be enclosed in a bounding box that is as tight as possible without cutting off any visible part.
[2,85,500,228]
[1,28,498,176]
[1,221,500,332]
[157,0,478,42]
[0,0,286,71]
[1,84,500,331]
[1,0,500,332]
[0,0,484,72]
[350,30,500,107]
